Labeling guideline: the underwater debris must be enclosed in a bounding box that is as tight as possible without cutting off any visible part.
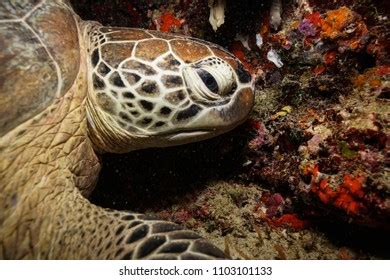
[267,49,283,68]
[255,33,264,49]
[270,0,283,31]
[270,106,293,120]
[208,0,226,31]
[297,0,312,15]
[273,244,287,259]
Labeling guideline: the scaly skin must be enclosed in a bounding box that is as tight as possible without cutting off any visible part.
[0,0,253,259]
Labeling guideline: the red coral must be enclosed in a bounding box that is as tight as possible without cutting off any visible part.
[305,12,322,27]
[376,65,390,76]
[334,193,360,215]
[308,165,367,215]
[313,65,326,75]
[160,12,183,33]
[316,179,338,204]
[342,174,364,198]
[324,51,337,65]
[271,214,308,231]
[248,118,262,130]
[230,41,253,73]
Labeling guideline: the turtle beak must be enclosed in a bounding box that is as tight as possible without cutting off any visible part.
[213,86,254,126]
[186,85,254,133]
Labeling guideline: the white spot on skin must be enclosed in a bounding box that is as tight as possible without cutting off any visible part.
[267,49,283,68]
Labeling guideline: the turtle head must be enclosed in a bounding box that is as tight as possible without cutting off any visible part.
[86,27,254,153]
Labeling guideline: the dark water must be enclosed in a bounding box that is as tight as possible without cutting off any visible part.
[90,127,250,212]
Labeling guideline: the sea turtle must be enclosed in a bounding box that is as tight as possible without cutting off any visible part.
[0,0,254,259]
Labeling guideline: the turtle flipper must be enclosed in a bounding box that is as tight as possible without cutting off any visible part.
[19,185,226,260]
[93,211,226,260]
[1,185,226,259]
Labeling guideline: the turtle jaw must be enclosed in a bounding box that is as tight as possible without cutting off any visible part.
[161,129,214,145]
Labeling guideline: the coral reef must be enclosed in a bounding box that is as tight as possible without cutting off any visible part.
[242,3,389,229]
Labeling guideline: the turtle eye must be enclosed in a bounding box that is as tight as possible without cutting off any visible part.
[197,69,219,94]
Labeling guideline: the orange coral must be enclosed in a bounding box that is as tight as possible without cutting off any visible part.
[320,6,355,39]
[311,164,319,177]
[319,6,368,51]
[352,66,386,89]
[290,20,300,29]
[352,74,366,88]
[160,12,183,33]
[369,79,382,88]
